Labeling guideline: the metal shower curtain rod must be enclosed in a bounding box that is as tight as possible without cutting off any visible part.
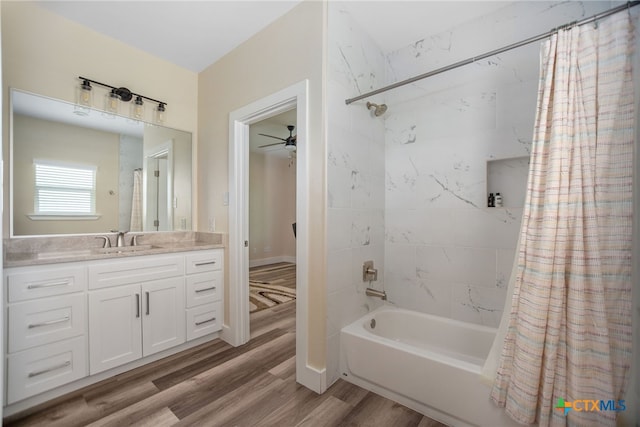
[345,1,639,105]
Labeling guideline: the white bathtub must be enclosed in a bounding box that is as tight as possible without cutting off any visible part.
[339,306,518,427]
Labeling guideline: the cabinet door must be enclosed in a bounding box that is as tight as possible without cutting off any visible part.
[142,277,185,357]
[88,284,142,375]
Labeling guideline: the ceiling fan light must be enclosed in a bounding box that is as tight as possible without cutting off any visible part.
[284,142,296,151]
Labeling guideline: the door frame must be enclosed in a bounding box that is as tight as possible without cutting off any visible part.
[227,80,316,390]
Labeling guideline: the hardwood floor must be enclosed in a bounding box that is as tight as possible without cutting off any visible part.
[4,301,446,427]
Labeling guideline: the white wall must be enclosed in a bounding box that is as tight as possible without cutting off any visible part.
[325,3,387,386]
[1,1,198,236]
[382,1,615,328]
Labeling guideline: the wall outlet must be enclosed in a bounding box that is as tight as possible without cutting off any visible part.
[223,192,229,206]
[264,246,271,253]
[208,217,215,232]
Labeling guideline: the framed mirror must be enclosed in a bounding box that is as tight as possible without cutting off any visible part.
[10,89,192,236]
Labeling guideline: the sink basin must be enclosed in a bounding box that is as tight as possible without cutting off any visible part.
[95,244,161,254]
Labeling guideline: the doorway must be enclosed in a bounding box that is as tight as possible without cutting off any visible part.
[248,110,297,320]
[144,141,173,232]
[228,80,318,392]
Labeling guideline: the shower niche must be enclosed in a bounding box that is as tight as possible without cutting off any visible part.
[486,156,530,208]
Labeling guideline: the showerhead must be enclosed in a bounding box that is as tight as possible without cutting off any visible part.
[366,101,388,117]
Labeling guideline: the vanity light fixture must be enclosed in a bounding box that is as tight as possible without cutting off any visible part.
[154,103,166,125]
[104,89,120,117]
[74,79,93,116]
[130,96,145,121]
[76,76,167,122]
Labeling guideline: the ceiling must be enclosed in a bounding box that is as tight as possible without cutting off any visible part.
[35,0,304,73]
[34,1,513,73]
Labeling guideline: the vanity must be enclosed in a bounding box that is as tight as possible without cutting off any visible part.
[3,88,222,414]
[3,232,225,411]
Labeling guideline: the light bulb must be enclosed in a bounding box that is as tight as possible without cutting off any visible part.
[130,96,145,120]
[103,90,119,118]
[154,103,166,124]
[74,80,93,116]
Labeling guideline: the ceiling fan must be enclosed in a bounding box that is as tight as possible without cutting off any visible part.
[258,125,297,152]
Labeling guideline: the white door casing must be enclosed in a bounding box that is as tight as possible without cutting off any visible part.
[227,80,321,392]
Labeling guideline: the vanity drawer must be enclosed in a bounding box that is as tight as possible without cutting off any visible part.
[8,294,86,353]
[185,250,222,275]
[185,271,222,308]
[6,266,86,302]
[7,336,87,404]
[186,302,222,341]
[88,255,184,290]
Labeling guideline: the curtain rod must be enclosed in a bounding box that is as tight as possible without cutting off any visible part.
[345,1,639,105]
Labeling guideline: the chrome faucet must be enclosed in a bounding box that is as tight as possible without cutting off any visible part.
[111,230,127,247]
[96,235,111,248]
[365,287,387,301]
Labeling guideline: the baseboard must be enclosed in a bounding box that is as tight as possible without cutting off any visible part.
[296,362,326,394]
[249,256,296,268]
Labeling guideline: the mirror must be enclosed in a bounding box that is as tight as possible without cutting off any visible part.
[10,89,192,236]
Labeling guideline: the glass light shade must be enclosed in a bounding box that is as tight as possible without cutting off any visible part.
[130,96,145,120]
[104,90,119,117]
[74,80,92,116]
[154,103,166,125]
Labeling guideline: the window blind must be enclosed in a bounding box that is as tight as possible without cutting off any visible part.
[34,161,96,214]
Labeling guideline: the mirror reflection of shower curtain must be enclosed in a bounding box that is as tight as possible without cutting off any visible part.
[130,169,143,231]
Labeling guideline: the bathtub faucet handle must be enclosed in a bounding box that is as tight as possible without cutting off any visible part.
[363,260,378,282]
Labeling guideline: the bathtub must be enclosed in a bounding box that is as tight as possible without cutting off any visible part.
[339,306,519,427]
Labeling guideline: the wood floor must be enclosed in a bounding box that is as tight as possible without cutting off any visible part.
[4,300,446,427]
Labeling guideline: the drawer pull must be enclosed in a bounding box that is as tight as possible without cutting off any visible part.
[194,261,216,267]
[28,316,70,329]
[27,281,70,290]
[195,317,216,326]
[195,286,216,293]
[28,360,71,378]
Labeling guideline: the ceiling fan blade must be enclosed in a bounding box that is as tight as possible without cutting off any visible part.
[258,133,286,142]
[258,141,285,148]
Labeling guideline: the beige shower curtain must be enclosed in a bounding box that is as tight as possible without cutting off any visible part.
[490,12,635,427]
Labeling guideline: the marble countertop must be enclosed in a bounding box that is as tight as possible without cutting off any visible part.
[4,232,226,268]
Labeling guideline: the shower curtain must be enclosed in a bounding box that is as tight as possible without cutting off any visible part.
[130,169,143,232]
[489,12,635,427]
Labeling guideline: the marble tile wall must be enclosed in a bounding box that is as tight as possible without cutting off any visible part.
[383,1,613,327]
[325,0,616,387]
[326,3,387,386]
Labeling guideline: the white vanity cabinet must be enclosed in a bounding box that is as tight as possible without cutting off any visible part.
[87,254,187,375]
[184,251,223,340]
[4,265,88,404]
[4,248,224,407]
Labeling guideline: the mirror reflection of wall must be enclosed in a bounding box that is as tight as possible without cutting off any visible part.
[11,89,193,236]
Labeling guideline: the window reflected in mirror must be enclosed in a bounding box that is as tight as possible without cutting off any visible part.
[10,89,192,236]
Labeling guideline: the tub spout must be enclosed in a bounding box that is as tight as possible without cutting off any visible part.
[365,287,387,301]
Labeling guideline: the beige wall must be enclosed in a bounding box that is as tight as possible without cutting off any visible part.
[1,1,198,236]
[198,0,326,368]
[13,114,119,235]
[249,152,296,262]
